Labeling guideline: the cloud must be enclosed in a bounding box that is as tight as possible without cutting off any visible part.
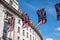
[46,38,53,40]
[53,33,60,36]
[57,27,60,31]
[52,27,60,36]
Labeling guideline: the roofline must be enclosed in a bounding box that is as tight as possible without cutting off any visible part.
[0,0,43,40]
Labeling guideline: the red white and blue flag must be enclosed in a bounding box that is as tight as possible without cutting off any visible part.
[22,13,29,28]
[55,3,60,20]
[8,17,15,32]
[37,8,46,24]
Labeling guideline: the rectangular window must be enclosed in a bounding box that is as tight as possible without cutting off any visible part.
[32,30,34,35]
[30,35,31,40]
[23,30,25,36]
[4,22,8,31]
[27,32,28,38]
[33,37,34,40]
[3,22,8,39]
[17,37,20,40]
[18,27,20,33]
[18,19,20,24]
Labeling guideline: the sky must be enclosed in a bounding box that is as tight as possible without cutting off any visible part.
[18,0,60,40]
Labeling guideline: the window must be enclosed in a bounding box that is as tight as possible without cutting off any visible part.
[17,37,20,40]
[33,37,34,40]
[3,22,8,40]
[27,32,28,38]
[30,35,31,40]
[23,30,25,36]
[4,22,9,31]
[23,39,24,40]
[18,18,20,24]
[18,27,20,33]
[30,28,33,33]
[32,30,34,35]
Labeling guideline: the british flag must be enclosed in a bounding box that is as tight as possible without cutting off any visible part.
[8,17,15,32]
[22,13,29,28]
[55,3,60,20]
[37,8,46,24]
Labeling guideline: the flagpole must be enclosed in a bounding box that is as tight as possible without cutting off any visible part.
[37,23,40,26]
[36,23,41,27]
[36,23,42,35]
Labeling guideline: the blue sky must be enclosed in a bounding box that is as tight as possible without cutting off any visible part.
[18,0,60,40]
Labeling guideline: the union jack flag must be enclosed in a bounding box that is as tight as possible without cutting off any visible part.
[8,17,15,32]
[22,13,29,28]
[55,3,60,20]
[37,8,46,24]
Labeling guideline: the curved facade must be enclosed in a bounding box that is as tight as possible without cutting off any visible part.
[0,0,43,40]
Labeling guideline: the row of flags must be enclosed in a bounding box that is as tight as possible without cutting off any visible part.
[22,8,46,28]
[22,2,60,27]
[37,2,60,24]
[7,2,60,32]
